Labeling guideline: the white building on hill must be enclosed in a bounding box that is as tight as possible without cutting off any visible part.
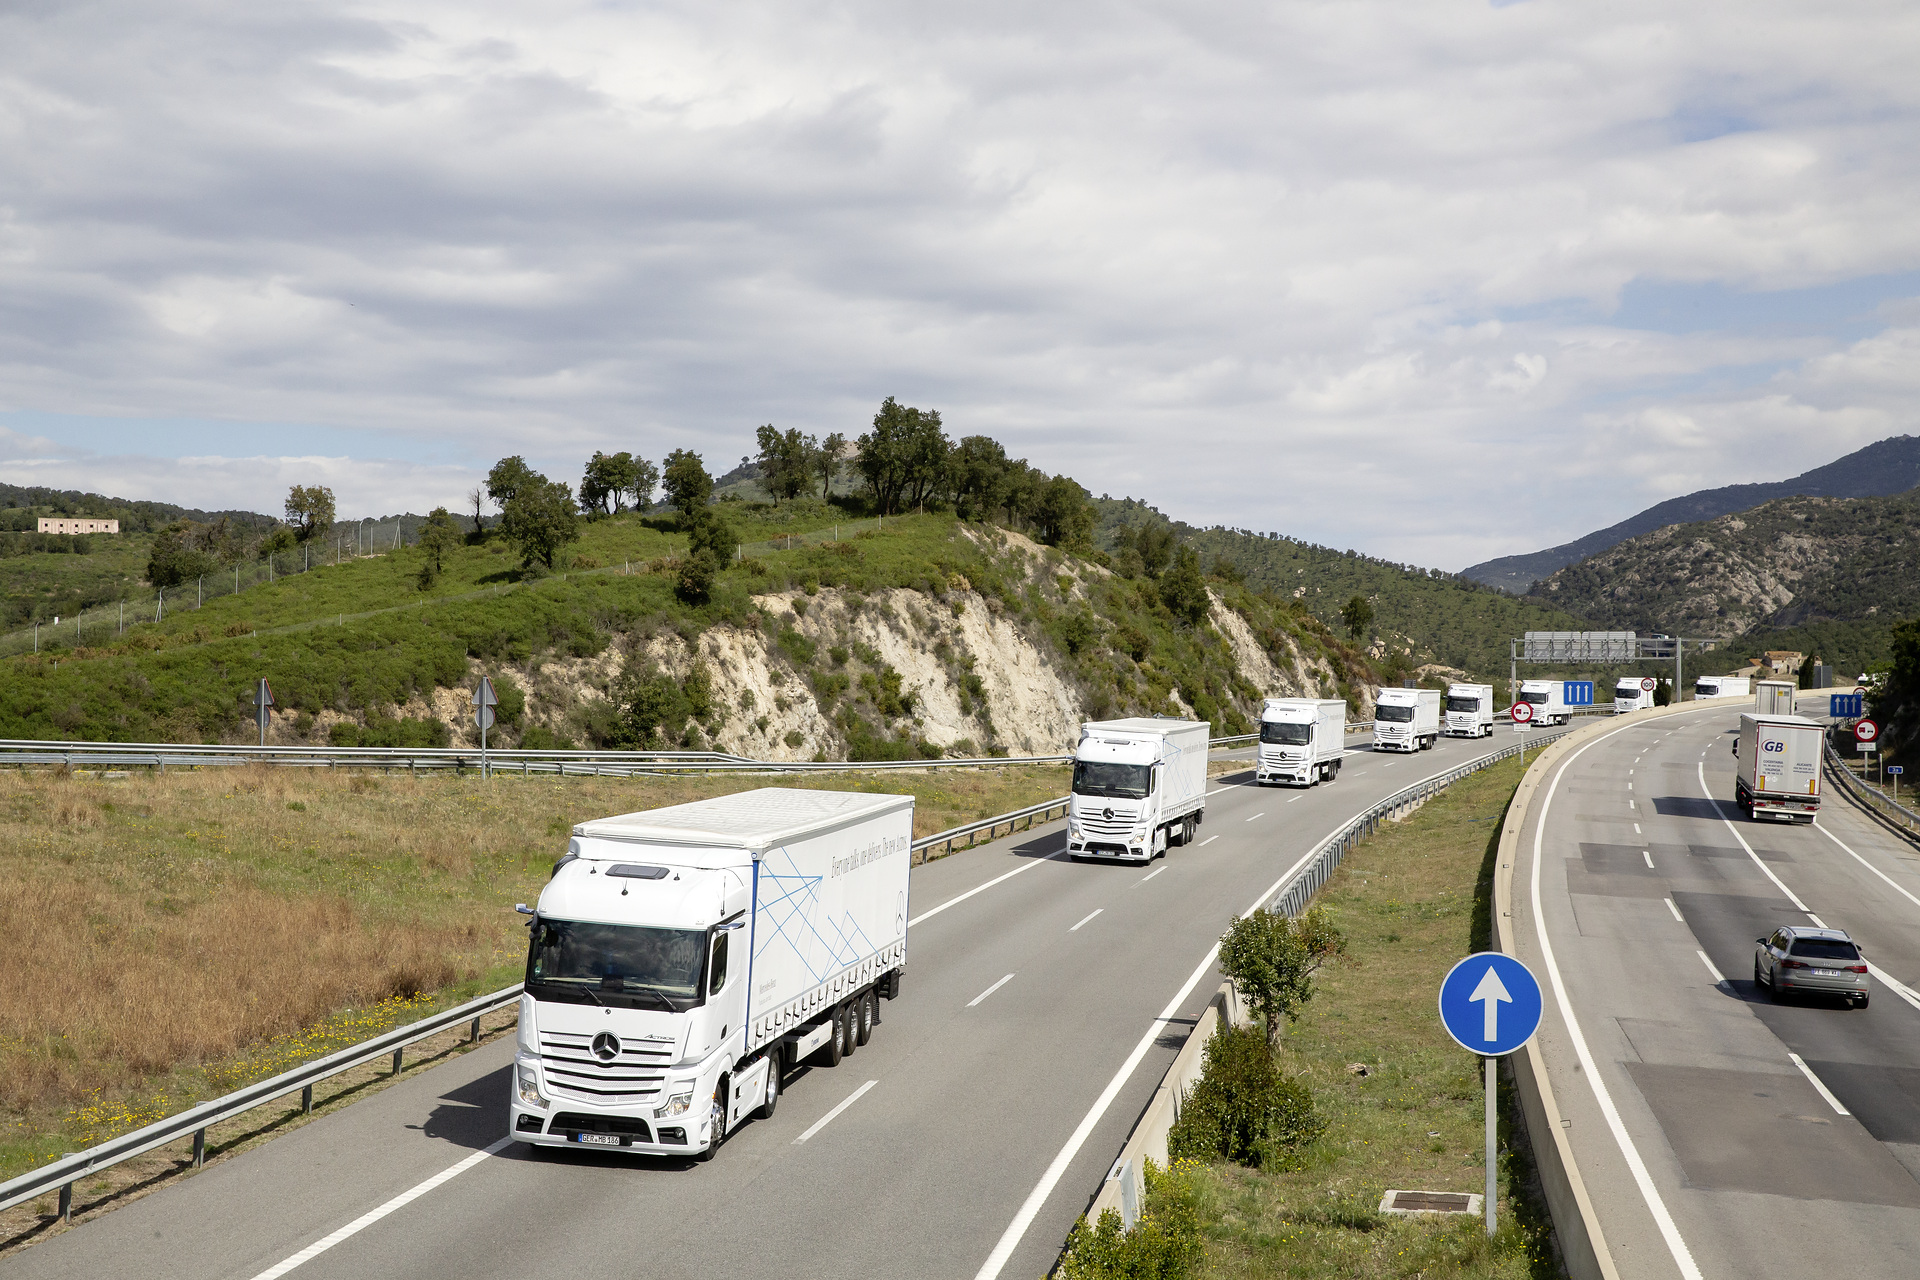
[37,518,119,535]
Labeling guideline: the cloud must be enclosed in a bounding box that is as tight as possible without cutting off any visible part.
[1,0,1917,568]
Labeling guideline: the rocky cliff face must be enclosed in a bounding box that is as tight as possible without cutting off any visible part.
[1528,489,1920,638]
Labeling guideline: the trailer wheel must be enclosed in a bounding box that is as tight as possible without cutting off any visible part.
[841,1002,858,1059]
[824,1010,844,1066]
[856,991,874,1046]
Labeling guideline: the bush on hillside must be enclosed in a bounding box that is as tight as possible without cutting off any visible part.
[327,714,452,749]
[1167,1024,1323,1169]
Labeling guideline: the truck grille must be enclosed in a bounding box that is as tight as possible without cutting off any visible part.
[1076,806,1140,838]
[539,1031,672,1103]
[548,1112,654,1140]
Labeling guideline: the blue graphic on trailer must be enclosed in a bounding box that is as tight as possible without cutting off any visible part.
[1563,681,1594,707]
[752,843,883,984]
[1438,953,1542,1056]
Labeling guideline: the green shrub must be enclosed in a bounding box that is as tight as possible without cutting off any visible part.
[327,714,452,748]
[777,628,817,665]
[1167,1024,1323,1168]
[1058,1159,1203,1279]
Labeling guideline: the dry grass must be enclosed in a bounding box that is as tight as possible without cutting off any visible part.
[0,761,1067,1177]
[1188,752,1559,1280]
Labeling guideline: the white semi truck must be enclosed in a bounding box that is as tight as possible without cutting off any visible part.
[1517,679,1571,726]
[1696,675,1751,700]
[1755,680,1798,715]
[1066,718,1209,862]
[1444,683,1495,738]
[1732,713,1822,823]
[1374,687,1440,752]
[510,788,912,1161]
[1256,698,1348,786]
[1613,677,1655,714]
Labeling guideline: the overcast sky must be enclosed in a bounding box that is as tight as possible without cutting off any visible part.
[3,0,1917,569]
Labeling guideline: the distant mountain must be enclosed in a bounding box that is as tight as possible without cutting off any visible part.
[1527,487,1920,670]
[1460,435,1920,592]
[0,481,274,534]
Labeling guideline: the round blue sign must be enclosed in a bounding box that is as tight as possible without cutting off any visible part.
[1437,952,1543,1056]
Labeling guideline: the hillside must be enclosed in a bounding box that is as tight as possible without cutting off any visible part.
[1460,434,1920,592]
[0,502,1382,753]
[0,481,274,534]
[1527,487,1920,670]
[1095,499,1592,683]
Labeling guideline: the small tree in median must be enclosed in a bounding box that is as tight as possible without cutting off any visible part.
[1216,906,1345,1048]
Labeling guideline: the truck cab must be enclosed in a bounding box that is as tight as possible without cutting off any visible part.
[1444,684,1494,738]
[1256,698,1347,786]
[1067,719,1208,862]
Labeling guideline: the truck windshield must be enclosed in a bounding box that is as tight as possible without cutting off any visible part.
[1376,705,1414,722]
[525,919,706,1009]
[1259,721,1311,745]
[1616,688,1640,700]
[1445,696,1480,713]
[1695,683,1717,695]
[1520,691,1548,704]
[1073,760,1152,799]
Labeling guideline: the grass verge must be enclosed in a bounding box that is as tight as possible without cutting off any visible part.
[1186,750,1560,1279]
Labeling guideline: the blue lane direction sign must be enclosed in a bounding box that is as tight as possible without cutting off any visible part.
[1438,953,1543,1056]
[1563,681,1594,707]
[1832,693,1864,718]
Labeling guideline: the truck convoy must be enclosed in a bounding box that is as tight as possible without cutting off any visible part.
[1755,680,1797,715]
[510,788,912,1161]
[1443,683,1495,738]
[1517,679,1572,726]
[1613,677,1655,714]
[1066,718,1209,861]
[1732,713,1822,823]
[1256,698,1348,786]
[1696,675,1751,700]
[1374,687,1440,752]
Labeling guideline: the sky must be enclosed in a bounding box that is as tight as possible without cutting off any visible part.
[2,0,1918,570]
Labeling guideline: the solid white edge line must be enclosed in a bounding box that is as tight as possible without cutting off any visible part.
[1534,723,1704,1280]
[1867,963,1920,1012]
[1812,820,1920,911]
[1069,909,1103,932]
[1695,950,1723,983]
[1666,898,1684,922]
[1806,913,1827,927]
[910,850,1068,929]
[793,1079,878,1144]
[968,974,1016,1007]
[247,1137,514,1280]
[1788,1053,1850,1116]
[1695,762,1810,911]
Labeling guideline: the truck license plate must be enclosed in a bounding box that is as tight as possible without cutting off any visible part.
[574,1133,623,1147]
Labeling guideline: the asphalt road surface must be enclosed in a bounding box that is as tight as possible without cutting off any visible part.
[11,728,1540,1280]
[1511,702,1920,1279]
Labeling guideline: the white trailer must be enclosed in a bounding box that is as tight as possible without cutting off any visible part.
[1374,687,1440,752]
[1613,677,1655,714]
[1732,713,1822,823]
[1696,675,1751,700]
[510,788,913,1161]
[1517,679,1571,726]
[1444,683,1495,738]
[1066,718,1209,863]
[1256,698,1348,787]
[1755,680,1798,715]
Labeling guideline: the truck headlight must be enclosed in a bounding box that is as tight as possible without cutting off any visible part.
[516,1060,548,1109]
[658,1091,693,1118]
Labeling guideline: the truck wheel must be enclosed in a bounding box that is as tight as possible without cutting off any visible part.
[841,1002,858,1058]
[696,1085,724,1162]
[758,1054,781,1119]
[1184,815,1197,845]
[824,1011,844,1066]
[856,991,874,1046]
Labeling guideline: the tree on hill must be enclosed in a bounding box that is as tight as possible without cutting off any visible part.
[415,506,462,588]
[146,523,217,589]
[755,425,819,505]
[1339,594,1373,640]
[816,432,847,499]
[579,451,639,516]
[500,475,580,571]
[1160,546,1210,627]
[285,485,335,542]
[948,435,1010,521]
[857,397,949,513]
[466,486,487,536]
[486,456,539,513]
[627,455,661,511]
[662,449,713,520]
[1031,474,1095,551]
[1879,619,1920,762]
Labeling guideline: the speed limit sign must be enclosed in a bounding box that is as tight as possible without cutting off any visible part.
[1640,677,1656,692]
[1511,701,1535,724]
[1855,718,1881,744]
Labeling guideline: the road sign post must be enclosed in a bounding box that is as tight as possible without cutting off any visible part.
[1891,765,1905,802]
[1510,700,1534,734]
[1439,953,1544,1237]
[254,678,274,747]
[474,677,499,780]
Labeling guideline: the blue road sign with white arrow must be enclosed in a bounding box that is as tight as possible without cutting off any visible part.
[1438,952,1543,1056]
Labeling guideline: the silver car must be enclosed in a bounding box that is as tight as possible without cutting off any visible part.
[1754,926,1870,1007]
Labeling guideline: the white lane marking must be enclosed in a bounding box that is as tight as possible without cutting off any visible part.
[1629,770,1634,776]
[1629,800,1636,810]
[1807,913,1827,927]
[1134,866,1167,885]
[1206,786,1233,796]
[1789,1054,1850,1116]
[968,974,1016,1007]
[910,851,1069,928]
[1534,726,1704,1280]
[1667,898,1684,922]
[1069,909,1103,932]
[1633,823,1642,835]
[1696,763,1809,911]
[1812,821,1920,911]
[1246,812,1266,822]
[1628,782,1634,791]
[1643,851,1654,868]
[1288,795,1301,803]
[1695,950,1723,982]
[1196,835,1218,847]
[247,1137,513,1279]
[793,1079,878,1144]
[971,785,1408,1280]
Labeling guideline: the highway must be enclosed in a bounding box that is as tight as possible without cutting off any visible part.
[8,729,1536,1280]
[1511,702,1920,1279]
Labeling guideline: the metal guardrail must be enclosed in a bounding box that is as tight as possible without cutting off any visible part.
[911,795,1070,863]
[1824,743,1920,835]
[0,984,524,1222]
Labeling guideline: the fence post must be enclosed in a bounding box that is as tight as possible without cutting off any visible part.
[392,1048,404,1075]
[470,1017,482,1043]
[302,1084,314,1115]
[192,1128,206,1168]
[58,1182,71,1223]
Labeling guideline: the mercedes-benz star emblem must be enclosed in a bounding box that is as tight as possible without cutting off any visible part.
[591,1031,621,1062]
[1102,807,1114,821]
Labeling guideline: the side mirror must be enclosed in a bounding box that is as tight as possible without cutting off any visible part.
[1755,937,1766,945]
[515,903,534,915]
